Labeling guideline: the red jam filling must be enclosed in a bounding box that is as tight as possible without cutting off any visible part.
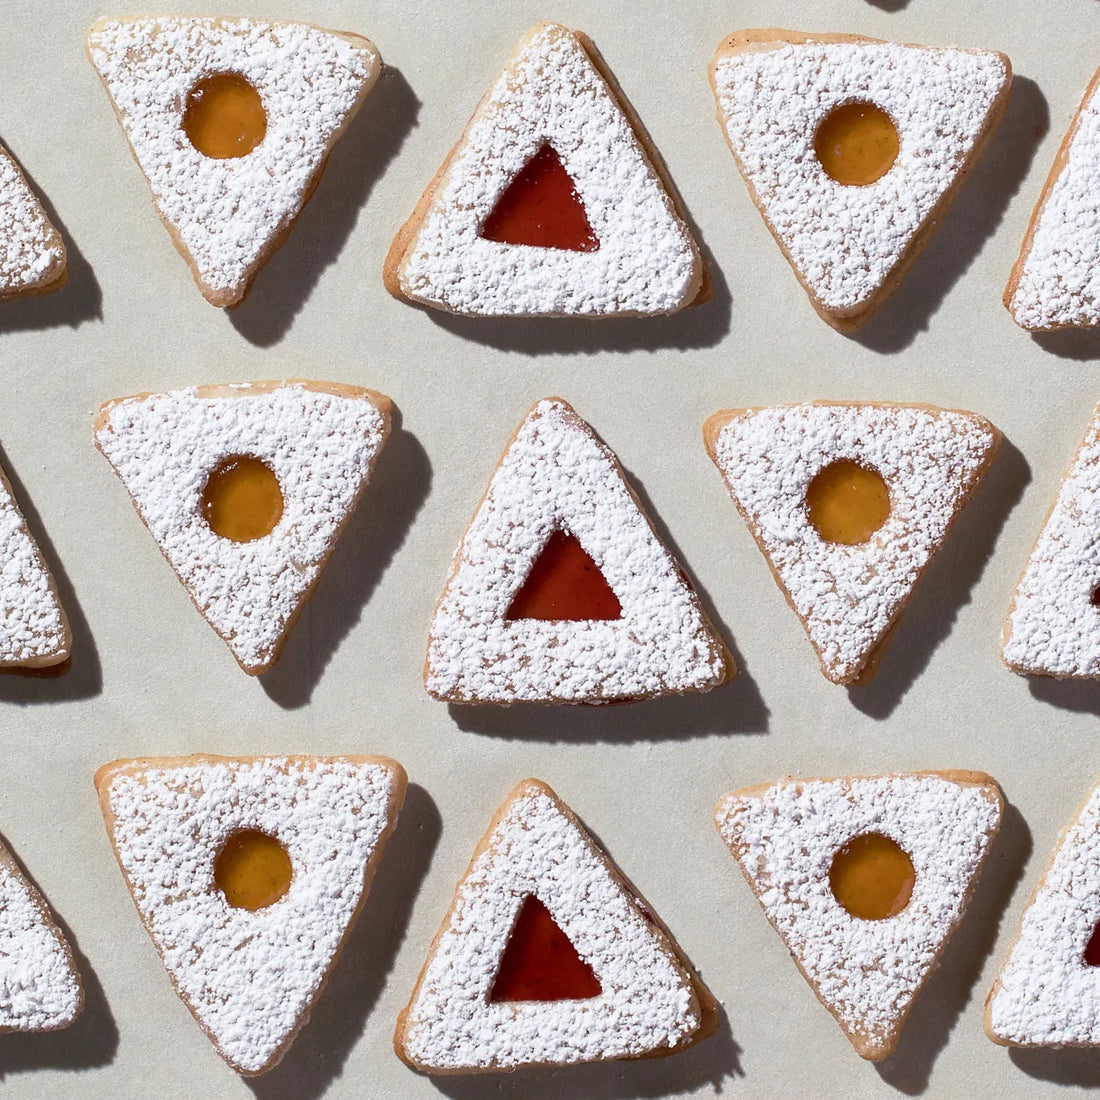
[506,530,622,622]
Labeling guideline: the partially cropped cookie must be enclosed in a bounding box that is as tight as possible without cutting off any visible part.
[94,381,390,674]
[704,402,1000,684]
[87,17,381,307]
[385,22,706,317]
[0,141,66,300]
[396,779,716,1072]
[717,772,1002,1060]
[710,31,1011,330]
[426,398,734,704]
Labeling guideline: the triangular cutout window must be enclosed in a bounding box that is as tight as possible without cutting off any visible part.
[506,529,622,622]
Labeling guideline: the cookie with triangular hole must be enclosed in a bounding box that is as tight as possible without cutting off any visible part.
[426,398,734,704]
[86,16,381,307]
[717,771,1003,1060]
[710,30,1011,330]
[396,779,717,1073]
[94,380,390,674]
[704,401,1000,684]
[0,141,66,300]
[385,22,707,317]
[986,776,1100,1046]
[96,754,406,1075]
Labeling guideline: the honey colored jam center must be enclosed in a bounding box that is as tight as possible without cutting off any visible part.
[183,72,267,159]
[214,829,292,911]
[480,143,599,252]
[506,530,623,622]
[829,833,915,921]
[814,101,900,186]
[201,455,284,543]
[806,460,891,545]
[489,894,602,1002]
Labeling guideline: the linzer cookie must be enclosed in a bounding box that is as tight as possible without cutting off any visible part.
[87,17,381,307]
[396,779,717,1072]
[710,31,1011,330]
[385,22,706,317]
[94,381,391,674]
[0,839,82,1031]
[425,398,734,704]
[704,402,1000,684]
[96,754,406,1075]
[986,777,1100,1046]
[717,772,1002,1060]
[1003,403,1100,677]
[0,141,66,300]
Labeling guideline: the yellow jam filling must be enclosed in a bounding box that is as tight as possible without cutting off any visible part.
[829,832,915,920]
[805,459,891,545]
[814,102,899,186]
[183,72,267,159]
[201,455,284,543]
[214,829,292,911]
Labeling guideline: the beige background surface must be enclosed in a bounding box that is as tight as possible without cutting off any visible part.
[0,0,1096,1096]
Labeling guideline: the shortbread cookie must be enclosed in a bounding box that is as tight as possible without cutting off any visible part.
[0,141,66,300]
[1003,403,1100,676]
[87,17,381,307]
[0,839,82,1031]
[710,31,1011,330]
[94,381,390,674]
[704,402,1000,684]
[396,779,716,1073]
[96,754,406,1075]
[717,772,1002,1060]
[385,22,706,317]
[986,777,1100,1046]
[426,398,734,704]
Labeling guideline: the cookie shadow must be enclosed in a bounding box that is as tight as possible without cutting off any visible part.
[0,442,101,703]
[246,783,441,1100]
[229,66,420,347]
[865,0,910,9]
[1031,328,1100,361]
[1027,674,1100,717]
[429,1008,742,1100]
[1011,1046,1100,1085]
[847,436,1029,720]
[874,799,1031,1095]
[0,150,101,335]
[850,75,1048,354]
[259,410,431,709]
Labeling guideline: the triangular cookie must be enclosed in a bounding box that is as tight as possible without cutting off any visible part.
[426,398,734,703]
[385,22,706,317]
[96,754,406,1075]
[1007,67,1100,330]
[704,402,1000,684]
[1003,404,1100,676]
[396,779,717,1072]
[986,777,1100,1046]
[0,141,66,300]
[94,381,391,674]
[0,839,82,1031]
[717,772,1002,1060]
[710,31,1011,330]
[87,17,381,307]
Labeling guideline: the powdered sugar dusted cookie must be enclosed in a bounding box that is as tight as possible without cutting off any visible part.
[426,398,734,704]
[87,16,381,307]
[96,754,406,1074]
[94,380,391,674]
[0,141,66,300]
[710,31,1011,330]
[396,779,716,1073]
[1003,403,1100,677]
[704,402,1000,684]
[986,777,1100,1046]
[0,839,82,1031]
[717,771,1002,1060]
[385,22,706,317]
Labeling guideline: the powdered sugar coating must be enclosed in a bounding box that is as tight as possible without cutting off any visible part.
[1003,404,1100,675]
[0,144,65,297]
[707,403,998,683]
[426,399,731,702]
[399,781,706,1070]
[101,756,403,1074]
[87,17,379,305]
[717,774,1001,1057]
[397,23,701,316]
[712,39,1008,316]
[94,383,389,673]
[0,844,81,1031]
